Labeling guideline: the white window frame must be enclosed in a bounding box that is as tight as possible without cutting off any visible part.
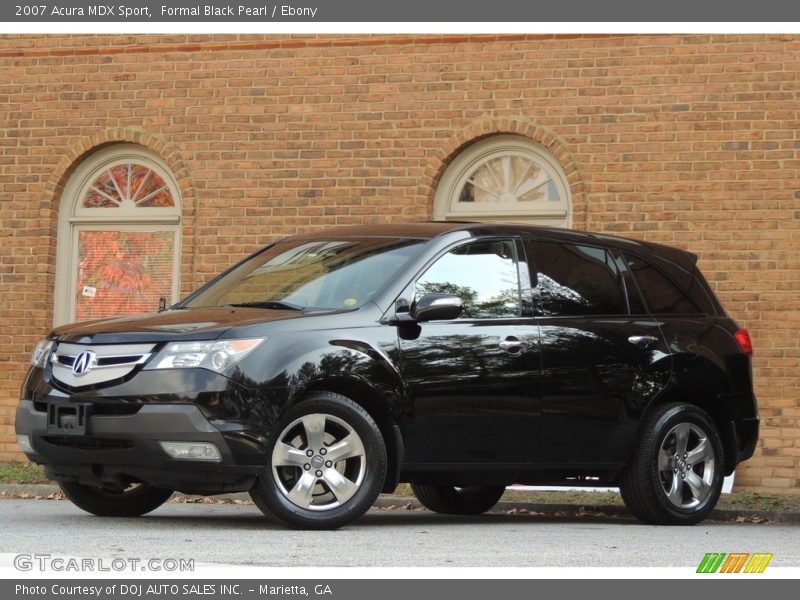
[54,144,182,326]
[434,135,572,227]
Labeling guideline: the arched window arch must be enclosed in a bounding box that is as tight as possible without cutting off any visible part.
[434,135,572,228]
[54,144,182,326]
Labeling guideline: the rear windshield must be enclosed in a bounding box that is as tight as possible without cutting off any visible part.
[183,238,424,311]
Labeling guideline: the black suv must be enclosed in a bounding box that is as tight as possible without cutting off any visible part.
[16,223,758,529]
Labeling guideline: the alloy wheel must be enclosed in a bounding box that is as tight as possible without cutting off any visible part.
[271,412,367,511]
[657,422,716,509]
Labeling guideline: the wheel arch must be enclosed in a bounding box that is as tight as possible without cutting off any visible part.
[302,375,404,494]
[642,386,737,476]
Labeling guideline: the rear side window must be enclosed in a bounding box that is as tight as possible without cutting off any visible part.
[624,254,702,315]
[524,241,627,316]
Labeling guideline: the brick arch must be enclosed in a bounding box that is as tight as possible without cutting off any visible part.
[419,118,587,229]
[44,128,197,223]
[42,129,198,326]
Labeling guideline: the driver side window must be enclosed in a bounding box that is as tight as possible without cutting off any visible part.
[415,239,521,319]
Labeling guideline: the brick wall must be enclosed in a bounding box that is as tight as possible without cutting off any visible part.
[0,34,797,492]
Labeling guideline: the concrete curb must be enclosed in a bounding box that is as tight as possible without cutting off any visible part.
[374,498,800,524]
[2,483,798,523]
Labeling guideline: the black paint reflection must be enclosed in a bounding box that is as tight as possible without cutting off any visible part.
[534,318,670,465]
[399,321,539,465]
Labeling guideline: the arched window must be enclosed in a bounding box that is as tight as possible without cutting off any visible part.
[434,135,572,227]
[54,144,181,326]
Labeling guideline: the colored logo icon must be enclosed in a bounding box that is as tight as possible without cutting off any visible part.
[697,553,773,573]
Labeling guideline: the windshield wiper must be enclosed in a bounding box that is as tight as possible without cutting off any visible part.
[224,300,304,311]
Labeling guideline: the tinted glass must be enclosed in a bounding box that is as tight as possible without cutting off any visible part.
[650,255,715,314]
[525,241,627,316]
[624,254,701,315]
[415,240,521,319]
[184,238,423,311]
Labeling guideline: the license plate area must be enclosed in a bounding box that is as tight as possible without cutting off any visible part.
[46,402,92,435]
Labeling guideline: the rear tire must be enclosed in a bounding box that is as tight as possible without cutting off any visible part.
[411,484,505,515]
[59,481,173,517]
[619,403,724,525]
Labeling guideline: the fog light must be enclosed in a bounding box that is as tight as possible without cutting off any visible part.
[159,441,221,462]
[17,434,35,455]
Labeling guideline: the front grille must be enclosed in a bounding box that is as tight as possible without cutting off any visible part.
[98,355,146,367]
[42,436,135,450]
[55,355,76,367]
[52,354,147,368]
[50,342,156,389]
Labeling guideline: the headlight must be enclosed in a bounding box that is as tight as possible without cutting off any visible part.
[145,338,265,374]
[30,339,55,368]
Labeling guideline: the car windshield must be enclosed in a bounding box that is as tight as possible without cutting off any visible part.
[182,237,424,311]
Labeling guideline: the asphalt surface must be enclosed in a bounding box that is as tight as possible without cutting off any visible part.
[1,498,798,568]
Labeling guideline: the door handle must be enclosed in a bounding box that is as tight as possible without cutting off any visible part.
[628,335,659,349]
[499,337,526,353]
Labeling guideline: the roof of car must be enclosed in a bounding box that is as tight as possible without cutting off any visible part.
[285,221,696,265]
[288,221,638,246]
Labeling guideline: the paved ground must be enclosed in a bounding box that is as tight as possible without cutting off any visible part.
[1,498,798,568]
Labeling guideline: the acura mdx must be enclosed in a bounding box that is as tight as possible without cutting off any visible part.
[16,223,759,528]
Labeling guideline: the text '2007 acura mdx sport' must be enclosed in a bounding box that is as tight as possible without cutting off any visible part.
[16,222,759,529]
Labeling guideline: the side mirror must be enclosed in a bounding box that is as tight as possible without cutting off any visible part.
[410,293,463,322]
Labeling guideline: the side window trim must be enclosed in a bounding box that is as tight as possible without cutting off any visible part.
[410,237,525,321]
[622,252,706,316]
[515,238,536,318]
[523,238,629,318]
[611,250,644,316]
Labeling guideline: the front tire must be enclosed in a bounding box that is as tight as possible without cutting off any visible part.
[619,403,724,525]
[59,481,173,517]
[250,392,387,529]
[411,484,505,515]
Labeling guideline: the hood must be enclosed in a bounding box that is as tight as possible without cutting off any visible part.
[50,306,305,344]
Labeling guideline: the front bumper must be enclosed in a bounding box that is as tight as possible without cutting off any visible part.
[15,400,263,494]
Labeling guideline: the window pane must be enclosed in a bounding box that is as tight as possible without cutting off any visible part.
[415,240,520,319]
[625,254,700,315]
[138,188,173,208]
[526,241,627,316]
[517,182,548,202]
[75,230,174,320]
[485,158,506,193]
[81,163,174,209]
[458,182,475,203]
[134,170,171,206]
[469,162,503,203]
[457,154,564,208]
[83,170,121,208]
[128,163,152,199]
[83,186,117,208]
[510,156,538,192]
[109,164,129,199]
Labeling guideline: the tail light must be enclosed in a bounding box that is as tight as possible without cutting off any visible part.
[734,329,753,356]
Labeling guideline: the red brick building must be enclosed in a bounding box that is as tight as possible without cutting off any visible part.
[1,34,797,493]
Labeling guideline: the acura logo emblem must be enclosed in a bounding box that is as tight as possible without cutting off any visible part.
[72,351,95,376]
